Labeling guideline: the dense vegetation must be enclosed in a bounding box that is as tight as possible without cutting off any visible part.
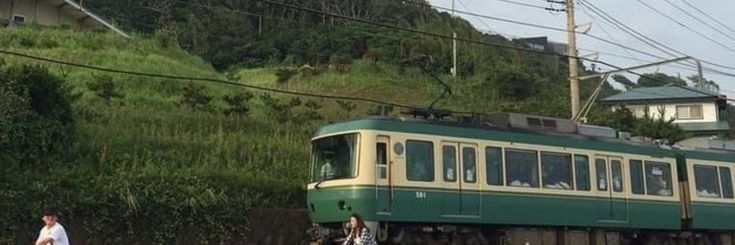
[0,0,718,242]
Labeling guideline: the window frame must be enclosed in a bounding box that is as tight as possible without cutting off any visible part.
[629,160,645,195]
[676,104,704,120]
[644,161,674,196]
[442,145,457,182]
[540,151,574,190]
[462,146,478,183]
[574,154,590,191]
[485,146,504,186]
[504,148,540,188]
[405,140,435,182]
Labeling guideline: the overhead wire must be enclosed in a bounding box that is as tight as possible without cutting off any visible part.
[662,0,735,43]
[678,0,735,35]
[634,0,735,54]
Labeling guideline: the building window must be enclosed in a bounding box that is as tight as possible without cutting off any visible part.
[406,140,434,182]
[442,145,457,182]
[645,161,673,196]
[486,147,503,185]
[574,155,590,191]
[505,149,539,188]
[541,152,573,190]
[12,15,25,26]
[676,105,703,120]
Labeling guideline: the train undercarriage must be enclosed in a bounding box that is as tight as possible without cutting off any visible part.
[307,222,735,245]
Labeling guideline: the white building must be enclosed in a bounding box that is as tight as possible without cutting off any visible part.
[600,85,730,135]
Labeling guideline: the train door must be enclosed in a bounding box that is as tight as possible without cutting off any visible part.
[459,143,481,217]
[594,156,628,223]
[440,142,460,216]
[376,136,391,215]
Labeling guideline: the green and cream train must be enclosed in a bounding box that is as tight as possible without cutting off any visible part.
[305,115,735,244]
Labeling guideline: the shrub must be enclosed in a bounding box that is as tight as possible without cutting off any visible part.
[0,64,74,163]
[223,92,254,117]
[179,82,212,111]
[87,75,123,104]
[275,68,297,84]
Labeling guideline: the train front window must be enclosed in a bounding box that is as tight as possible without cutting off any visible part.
[311,134,359,182]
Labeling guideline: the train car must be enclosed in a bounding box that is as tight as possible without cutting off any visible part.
[305,115,735,244]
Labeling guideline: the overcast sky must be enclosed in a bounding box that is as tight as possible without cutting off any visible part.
[427,0,735,97]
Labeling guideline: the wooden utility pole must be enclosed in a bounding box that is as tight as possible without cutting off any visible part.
[566,0,580,118]
[451,0,458,77]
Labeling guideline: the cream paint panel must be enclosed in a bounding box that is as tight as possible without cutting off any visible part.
[345,130,679,202]
[625,103,718,123]
[687,160,735,204]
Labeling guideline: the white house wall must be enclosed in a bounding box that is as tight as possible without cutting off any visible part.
[622,102,718,123]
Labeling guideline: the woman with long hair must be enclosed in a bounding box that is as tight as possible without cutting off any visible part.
[343,213,377,245]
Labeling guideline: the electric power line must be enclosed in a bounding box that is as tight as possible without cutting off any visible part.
[678,0,735,36]
[494,0,565,12]
[662,0,735,43]
[634,0,735,54]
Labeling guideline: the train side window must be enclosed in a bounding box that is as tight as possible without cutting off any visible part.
[694,165,720,198]
[574,155,590,191]
[486,147,503,186]
[720,167,733,199]
[406,140,434,182]
[462,147,477,183]
[595,159,608,191]
[442,145,457,182]
[505,149,539,188]
[629,160,645,194]
[645,161,673,196]
[377,143,387,179]
[611,160,623,192]
[541,152,573,190]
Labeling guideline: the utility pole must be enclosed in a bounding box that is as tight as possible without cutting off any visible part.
[451,0,458,77]
[566,0,580,119]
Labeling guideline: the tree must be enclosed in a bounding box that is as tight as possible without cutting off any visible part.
[636,73,687,87]
[686,75,720,92]
[611,74,635,89]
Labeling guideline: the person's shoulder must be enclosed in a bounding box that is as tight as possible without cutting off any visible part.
[51,223,67,233]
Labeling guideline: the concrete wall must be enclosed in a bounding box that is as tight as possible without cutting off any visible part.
[621,102,718,123]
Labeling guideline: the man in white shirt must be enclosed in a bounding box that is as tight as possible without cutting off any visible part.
[35,207,69,245]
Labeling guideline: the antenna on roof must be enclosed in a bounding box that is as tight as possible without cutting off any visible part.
[399,55,453,119]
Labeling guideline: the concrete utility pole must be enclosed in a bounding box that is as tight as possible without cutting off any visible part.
[566,0,580,119]
[451,0,458,77]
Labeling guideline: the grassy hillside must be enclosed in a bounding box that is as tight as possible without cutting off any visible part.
[0,26,313,243]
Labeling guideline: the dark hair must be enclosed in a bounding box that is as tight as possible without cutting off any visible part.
[43,206,58,216]
[349,213,368,235]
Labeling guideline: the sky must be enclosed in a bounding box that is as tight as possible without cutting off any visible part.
[427,0,735,97]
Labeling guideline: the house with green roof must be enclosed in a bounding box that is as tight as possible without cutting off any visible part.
[600,85,730,135]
